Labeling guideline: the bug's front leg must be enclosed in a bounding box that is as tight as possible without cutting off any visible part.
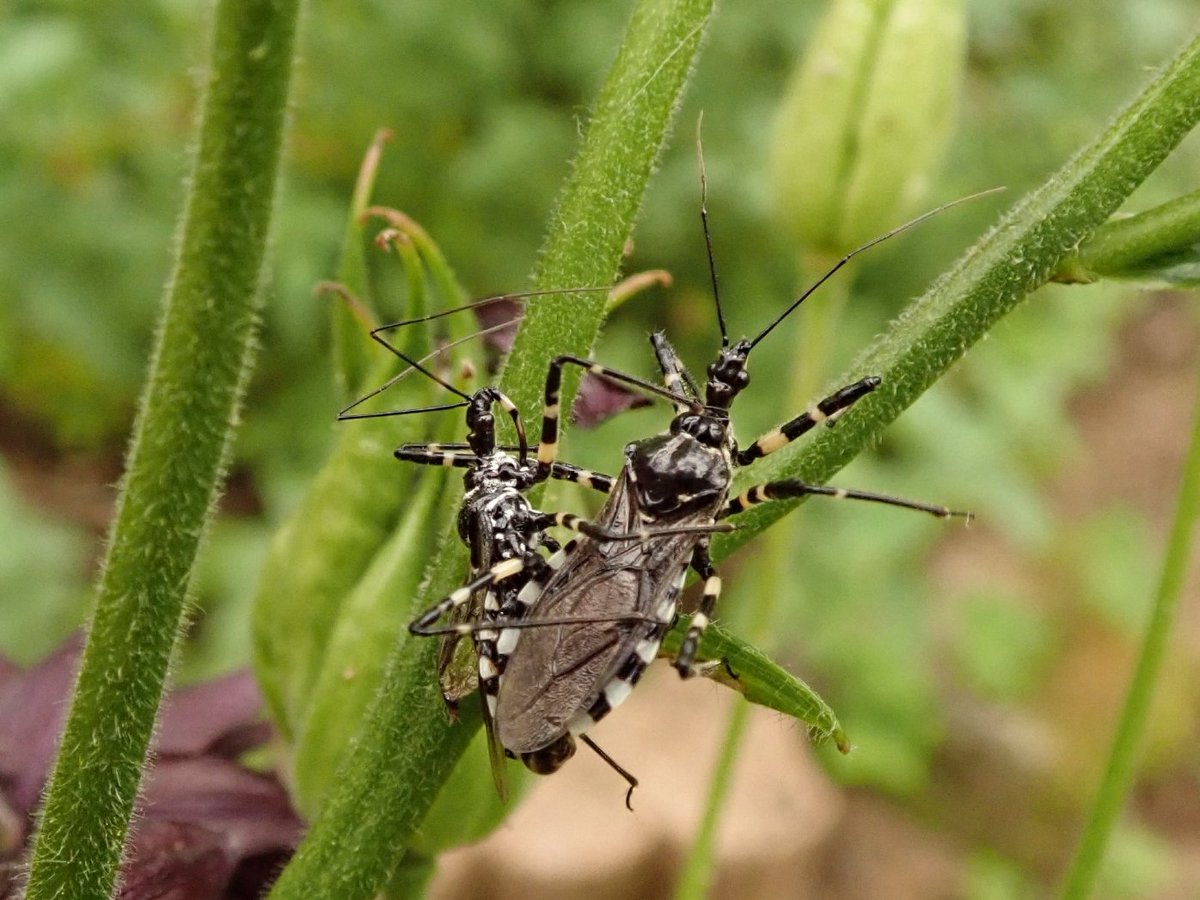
[395,443,477,468]
[734,376,880,466]
[719,480,970,520]
[408,554,536,636]
[536,354,698,481]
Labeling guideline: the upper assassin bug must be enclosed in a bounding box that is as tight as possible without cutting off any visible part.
[482,173,996,798]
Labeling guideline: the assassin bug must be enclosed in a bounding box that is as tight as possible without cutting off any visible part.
[484,181,991,795]
[338,290,730,803]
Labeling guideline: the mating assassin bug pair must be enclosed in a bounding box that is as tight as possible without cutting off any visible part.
[341,184,982,806]
[339,299,728,803]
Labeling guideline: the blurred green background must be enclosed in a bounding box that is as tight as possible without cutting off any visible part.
[2,0,1199,896]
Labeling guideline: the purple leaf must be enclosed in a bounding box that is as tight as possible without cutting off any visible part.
[155,671,264,759]
[0,637,303,897]
[473,298,651,427]
[0,634,83,817]
[140,757,302,859]
[119,822,232,900]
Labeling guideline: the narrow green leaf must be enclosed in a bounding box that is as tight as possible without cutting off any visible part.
[662,619,849,751]
[1058,356,1200,897]
[24,0,300,896]
[332,128,394,399]
[251,343,432,740]
[1054,188,1200,286]
[290,468,450,818]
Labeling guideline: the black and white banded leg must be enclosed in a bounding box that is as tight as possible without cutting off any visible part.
[535,352,701,481]
[673,540,720,677]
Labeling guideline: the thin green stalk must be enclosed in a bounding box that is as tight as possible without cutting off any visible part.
[710,29,1200,565]
[1056,187,1200,284]
[266,1,714,896]
[675,699,751,899]
[676,271,851,900]
[1058,364,1200,897]
[24,0,300,897]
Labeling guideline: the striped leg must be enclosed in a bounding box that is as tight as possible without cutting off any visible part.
[673,541,720,678]
[533,511,735,543]
[409,554,537,636]
[396,445,477,468]
[396,443,615,493]
[545,461,614,494]
[734,376,880,466]
[719,481,972,520]
[649,331,700,410]
[536,354,700,481]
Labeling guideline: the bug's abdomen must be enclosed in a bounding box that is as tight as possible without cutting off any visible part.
[495,558,686,755]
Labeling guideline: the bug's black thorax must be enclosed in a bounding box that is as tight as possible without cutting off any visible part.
[626,431,729,519]
[627,339,752,519]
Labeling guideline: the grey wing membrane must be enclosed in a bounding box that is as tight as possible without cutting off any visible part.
[436,596,511,801]
[495,473,691,755]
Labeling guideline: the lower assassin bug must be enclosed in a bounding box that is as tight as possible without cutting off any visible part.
[479,182,994,800]
[338,290,730,803]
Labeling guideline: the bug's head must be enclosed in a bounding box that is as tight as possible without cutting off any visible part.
[463,386,528,461]
[520,734,577,775]
[704,339,751,410]
[464,389,498,456]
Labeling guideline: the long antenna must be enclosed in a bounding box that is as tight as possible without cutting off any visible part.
[331,282,541,422]
[696,114,729,347]
[749,187,1005,349]
[370,329,469,400]
[336,327,469,420]
[372,287,611,335]
[337,401,469,422]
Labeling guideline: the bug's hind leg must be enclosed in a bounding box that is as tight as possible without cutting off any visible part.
[673,540,722,679]
[408,554,538,636]
[580,734,639,811]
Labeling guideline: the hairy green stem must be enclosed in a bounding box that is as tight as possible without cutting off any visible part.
[1056,187,1200,283]
[1058,368,1200,897]
[711,29,1200,562]
[24,0,300,896]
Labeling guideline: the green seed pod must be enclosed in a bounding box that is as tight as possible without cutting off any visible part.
[771,0,966,254]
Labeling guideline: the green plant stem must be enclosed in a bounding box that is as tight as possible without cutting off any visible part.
[24,1,299,897]
[674,698,750,900]
[710,29,1200,565]
[265,1,714,896]
[1057,187,1200,281]
[676,268,852,900]
[1058,364,1200,898]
